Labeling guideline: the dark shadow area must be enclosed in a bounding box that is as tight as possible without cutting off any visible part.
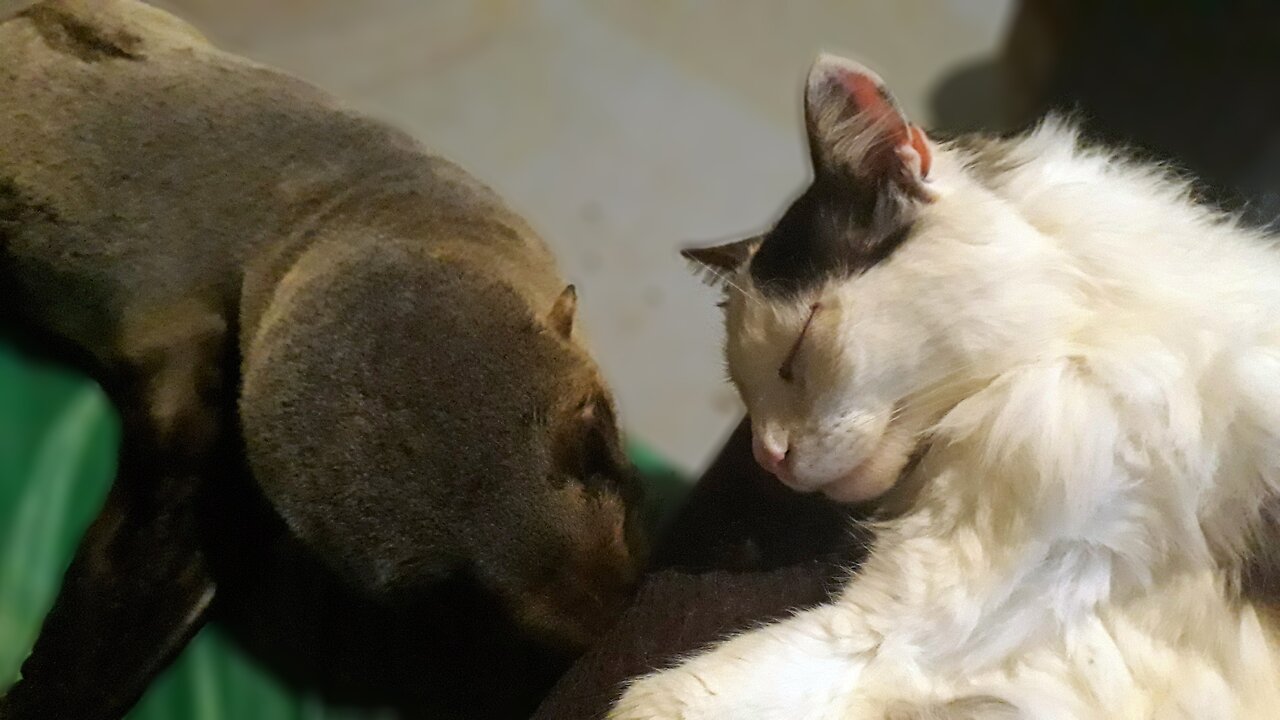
[929,57,1009,136]
[655,418,860,573]
[206,464,576,720]
[932,0,1280,230]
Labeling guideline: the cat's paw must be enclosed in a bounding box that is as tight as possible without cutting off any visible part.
[608,668,712,720]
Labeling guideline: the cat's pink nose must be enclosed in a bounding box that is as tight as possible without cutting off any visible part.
[751,432,790,478]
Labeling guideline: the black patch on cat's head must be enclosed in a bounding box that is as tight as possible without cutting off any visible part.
[748,173,915,298]
[683,57,932,298]
[744,56,932,298]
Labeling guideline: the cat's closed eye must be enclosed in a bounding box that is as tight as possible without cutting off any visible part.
[778,303,821,382]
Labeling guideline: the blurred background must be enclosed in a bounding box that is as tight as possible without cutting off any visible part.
[3,0,1277,718]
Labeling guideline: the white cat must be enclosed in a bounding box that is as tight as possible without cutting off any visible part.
[611,54,1280,719]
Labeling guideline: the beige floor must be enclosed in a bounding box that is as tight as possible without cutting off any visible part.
[157,0,1014,472]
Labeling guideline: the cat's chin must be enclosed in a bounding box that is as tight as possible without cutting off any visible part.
[817,431,915,504]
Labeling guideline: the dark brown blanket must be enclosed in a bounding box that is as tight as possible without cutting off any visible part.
[532,420,867,720]
[532,565,837,720]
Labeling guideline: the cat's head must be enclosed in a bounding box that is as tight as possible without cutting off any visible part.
[686,55,1075,503]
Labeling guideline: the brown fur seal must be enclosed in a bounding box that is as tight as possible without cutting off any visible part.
[0,1,646,717]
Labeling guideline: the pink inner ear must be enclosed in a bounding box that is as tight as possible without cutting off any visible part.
[909,125,932,178]
[834,70,910,147]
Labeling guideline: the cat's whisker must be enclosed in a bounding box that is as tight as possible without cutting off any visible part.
[887,368,992,423]
[690,262,765,309]
[889,386,970,423]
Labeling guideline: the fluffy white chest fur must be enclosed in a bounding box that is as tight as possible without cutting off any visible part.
[611,55,1280,720]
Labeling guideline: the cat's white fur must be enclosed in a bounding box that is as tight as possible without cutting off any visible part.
[612,56,1280,719]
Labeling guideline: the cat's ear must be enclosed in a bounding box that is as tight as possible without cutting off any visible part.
[680,237,760,285]
[548,284,577,339]
[804,54,933,200]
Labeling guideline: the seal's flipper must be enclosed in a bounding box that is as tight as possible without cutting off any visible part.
[0,443,215,720]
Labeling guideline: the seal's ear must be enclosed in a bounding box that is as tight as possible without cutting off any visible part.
[680,237,762,287]
[547,285,577,339]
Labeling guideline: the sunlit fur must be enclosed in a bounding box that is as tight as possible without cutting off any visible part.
[614,115,1280,718]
